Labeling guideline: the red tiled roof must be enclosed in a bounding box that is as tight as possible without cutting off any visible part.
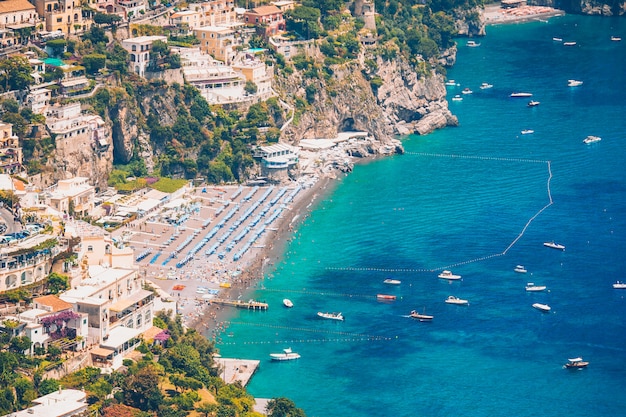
[34,295,73,312]
[249,5,282,15]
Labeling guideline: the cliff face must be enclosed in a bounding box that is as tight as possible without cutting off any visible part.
[529,0,626,15]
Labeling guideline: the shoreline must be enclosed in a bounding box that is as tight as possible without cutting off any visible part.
[482,4,565,26]
[187,175,340,340]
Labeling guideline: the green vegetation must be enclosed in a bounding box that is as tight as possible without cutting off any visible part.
[150,177,188,193]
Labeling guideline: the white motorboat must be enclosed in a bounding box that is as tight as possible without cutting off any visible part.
[564,357,589,369]
[612,281,626,289]
[527,100,540,107]
[445,295,469,305]
[317,311,344,321]
[510,92,533,98]
[552,37,563,42]
[467,40,480,47]
[521,130,534,135]
[438,270,462,280]
[563,41,577,46]
[532,303,551,312]
[270,348,301,361]
[410,310,434,321]
[526,283,547,292]
[514,265,527,273]
[445,80,458,86]
[451,95,463,101]
[462,88,473,95]
[568,79,583,87]
[480,82,493,89]
[543,241,565,250]
[583,135,601,144]
[383,278,402,285]
[283,299,293,308]
[611,36,622,42]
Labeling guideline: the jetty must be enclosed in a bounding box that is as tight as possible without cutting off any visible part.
[211,298,269,310]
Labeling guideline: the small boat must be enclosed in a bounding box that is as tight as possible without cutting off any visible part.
[377,294,397,301]
[568,79,583,87]
[532,303,551,312]
[462,88,473,95]
[583,135,601,144]
[480,82,493,89]
[612,281,626,289]
[317,311,344,321]
[383,278,402,285]
[283,299,293,308]
[526,283,547,292]
[467,40,480,47]
[514,265,527,273]
[410,310,434,322]
[445,80,458,86]
[219,282,231,288]
[510,92,533,98]
[270,348,301,361]
[452,95,463,101]
[527,100,540,107]
[445,295,469,305]
[552,37,563,42]
[564,357,589,369]
[438,270,462,280]
[563,41,577,46]
[611,36,622,42]
[543,241,565,250]
[521,130,535,135]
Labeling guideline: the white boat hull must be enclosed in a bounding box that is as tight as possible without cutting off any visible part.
[532,303,551,312]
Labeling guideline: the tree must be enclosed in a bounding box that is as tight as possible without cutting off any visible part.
[38,378,60,395]
[83,54,107,74]
[47,272,69,294]
[285,6,322,40]
[244,81,258,95]
[13,378,36,408]
[0,56,34,92]
[93,12,122,26]
[8,336,31,354]
[123,364,164,411]
[196,402,217,417]
[266,398,306,417]
[46,39,67,57]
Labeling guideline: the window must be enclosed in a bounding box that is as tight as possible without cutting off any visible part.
[87,245,93,252]
[57,17,62,22]
[131,45,136,51]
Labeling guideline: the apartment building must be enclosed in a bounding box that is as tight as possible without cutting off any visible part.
[121,35,167,77]
[32,0,86,34]
[243,5,284,37]
[0,122,22,174]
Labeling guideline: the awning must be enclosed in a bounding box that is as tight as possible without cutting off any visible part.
[109,289,152,312]
[7,23,34,30]
[101,326,142,349]
[91,347,115,357]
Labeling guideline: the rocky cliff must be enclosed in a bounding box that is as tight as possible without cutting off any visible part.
[529,0,626,15]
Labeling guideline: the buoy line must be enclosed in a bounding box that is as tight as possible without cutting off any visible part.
[218,336,393,346]
[404,152,549,164]
[226,321,374,337]
[256,288,378,299]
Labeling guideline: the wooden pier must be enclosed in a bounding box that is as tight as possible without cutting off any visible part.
[211,298,268,310]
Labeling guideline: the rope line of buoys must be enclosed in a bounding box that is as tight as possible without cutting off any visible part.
[227,321,373,337]
[218,336,393,346]
[325,266,434,273]
[257,288,386,298]
[404,152,549,164]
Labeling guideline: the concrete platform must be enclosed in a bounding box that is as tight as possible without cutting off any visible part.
[215,357,260,386]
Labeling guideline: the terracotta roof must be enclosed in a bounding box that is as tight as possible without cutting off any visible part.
[34,295,73,312]
[142,325,165,341]
[12,178,25,192]
[249,5,281,15]
[0,0,36,14]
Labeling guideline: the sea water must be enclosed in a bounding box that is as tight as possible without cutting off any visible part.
[216,15,626,417]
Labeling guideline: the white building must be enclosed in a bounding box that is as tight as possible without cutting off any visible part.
[5,389,87,417]
[46,177,95,217]
[254,143,299,169]
[121,35,167,77]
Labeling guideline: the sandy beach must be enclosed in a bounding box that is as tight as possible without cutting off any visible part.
[482,4,565,25]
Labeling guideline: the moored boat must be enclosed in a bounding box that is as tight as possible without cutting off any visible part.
[514,265,527,273]
[317,311,344,321]
[521,130,534,135]
[564,357,589,369]
[377,294,397,301]
[526,283,547,292]
[612,281,626,289]
[283,299,293,308]
[480,82,493,89]
[270,348,300,361]
[445,295,469,305]
[467,40,480,47]
[383,278,402,285]
[438,270,462,280]
[410,310,434,322]
[532,303,551,312]
[543,241,565,250]
[462,88,473,95]
[445,80,458,86]
[552,37,563,42]
[452,95,463,101]
[568,79,583,87]
[583,135,601,144]
[527,100,540,107]
[563,41,577,46]
[611,36,621,42]
[510,92,533,98]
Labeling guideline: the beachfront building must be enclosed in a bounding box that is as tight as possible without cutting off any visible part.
[121,35,167,77]
[189,0,237,27]
[253,143,299,178]
[32,0,87,34]
[45,177,95,217]
[0,121,23,174]
[7,389,87,417]
[243,5,285,37]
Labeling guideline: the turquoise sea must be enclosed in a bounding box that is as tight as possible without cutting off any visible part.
[215,15,626,417]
